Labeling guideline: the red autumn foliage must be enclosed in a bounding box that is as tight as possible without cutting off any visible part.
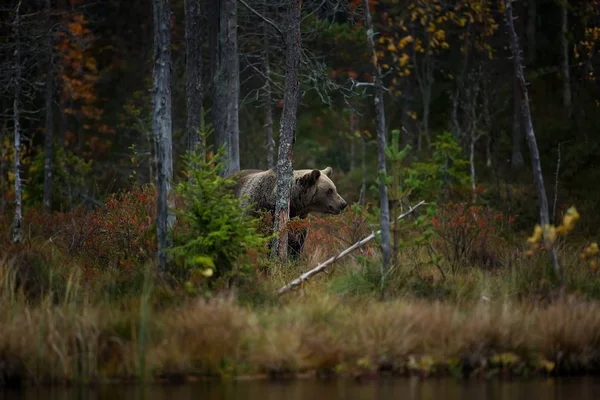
[2,185,158,279]
[431,202,515,270]
[302,205,375,259]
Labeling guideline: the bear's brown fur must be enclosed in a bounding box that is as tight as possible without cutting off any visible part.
[229,167,347,257]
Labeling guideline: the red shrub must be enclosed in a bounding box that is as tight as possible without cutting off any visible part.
[431,203,515,272]
[303,205,375,259]
[17,185,157,277]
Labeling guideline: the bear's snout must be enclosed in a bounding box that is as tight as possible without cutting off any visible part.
[340,200,348,210]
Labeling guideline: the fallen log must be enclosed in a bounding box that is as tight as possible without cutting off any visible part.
[276,200,427,296]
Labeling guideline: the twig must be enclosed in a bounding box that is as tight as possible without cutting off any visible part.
[238,0,285,43]
[276,200,427,296]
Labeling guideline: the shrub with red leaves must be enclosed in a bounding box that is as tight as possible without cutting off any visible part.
[16,185,157,276]
[431,203,515,272]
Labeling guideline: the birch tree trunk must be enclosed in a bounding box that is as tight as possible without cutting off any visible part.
[213,0,240,175]
[184,0,203,154]
[363,0,391,276]
[262,0,275,170]
[505,0,560,275]
[11,0,23,244]
[153,0,174,271]
[560,0,572,116]
[271,0,302,262]
[511,2,524,168]
[43,0,54,212]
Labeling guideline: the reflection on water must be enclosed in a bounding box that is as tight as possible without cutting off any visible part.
[3,377,600,400]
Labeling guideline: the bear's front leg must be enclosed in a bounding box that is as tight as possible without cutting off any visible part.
[287,226,308,260]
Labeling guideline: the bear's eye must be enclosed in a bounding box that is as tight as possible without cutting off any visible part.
[328,188,334,194]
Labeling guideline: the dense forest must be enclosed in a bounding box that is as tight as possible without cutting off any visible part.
[1,0,600,387]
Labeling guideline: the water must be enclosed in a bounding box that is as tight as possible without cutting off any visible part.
[3,377,600,400]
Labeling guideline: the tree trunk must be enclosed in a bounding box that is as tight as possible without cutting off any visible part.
[271,0,302,262]
[184,0,203,154]
[560,0,571,116]
[511,3,524,168]
[11,0,23,244]
[504,0,560,275]
[363,0,391,279]
[152,0,174,271]
[526,0,536,64]
[213,0,240,175]
[43,0,54,213]
[263,0,275,170]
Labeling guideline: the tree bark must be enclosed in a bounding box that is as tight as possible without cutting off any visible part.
[560,0,572,116]
[363,0,391,278]
[511,2,524,168]
[271,0,302,262]
[504,0,560,275]
[43,0,54,213]
[11,0,23,244]
[213,0,240,175]
[152,0,174,271]
[184,0,203,154]
[262,0,275,170]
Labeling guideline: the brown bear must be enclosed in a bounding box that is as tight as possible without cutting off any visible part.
[229,167,348,258]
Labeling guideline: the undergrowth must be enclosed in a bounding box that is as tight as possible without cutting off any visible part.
[0,170,600,386]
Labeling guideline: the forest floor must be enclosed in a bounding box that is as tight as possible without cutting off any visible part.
[1,187,600,387]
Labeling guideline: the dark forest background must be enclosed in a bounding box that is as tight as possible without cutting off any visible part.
[1,0,599,235]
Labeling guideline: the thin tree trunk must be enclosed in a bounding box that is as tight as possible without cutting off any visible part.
[11,0,23,244]
[526,0,536,64]
[213,0,240,175]
[560,0,571,116]
[505,0,560,275]
[511,2,524,168]
[271,0,302,262]
[363,0,391,280]
[43,0,54,212]
[152,0,174,271]
[184,0,203,154]
[263,0,274,170]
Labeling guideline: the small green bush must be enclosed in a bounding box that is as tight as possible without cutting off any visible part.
[168,149,270,292]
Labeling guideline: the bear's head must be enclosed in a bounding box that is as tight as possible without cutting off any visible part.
[295,167,348,218]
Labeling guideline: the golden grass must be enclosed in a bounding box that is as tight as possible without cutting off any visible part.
[2,222,600,387]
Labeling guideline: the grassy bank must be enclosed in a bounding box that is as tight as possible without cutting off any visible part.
[1,186,600,387]
[1,265,600,387]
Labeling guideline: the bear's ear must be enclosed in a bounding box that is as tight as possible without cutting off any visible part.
[299,169,321,188]
[322,167,332,177]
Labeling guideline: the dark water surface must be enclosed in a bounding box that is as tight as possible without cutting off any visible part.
[3,377,600,400]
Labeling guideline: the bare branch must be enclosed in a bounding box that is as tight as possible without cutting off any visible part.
[239,0,285,43]
[277,201,427,296]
